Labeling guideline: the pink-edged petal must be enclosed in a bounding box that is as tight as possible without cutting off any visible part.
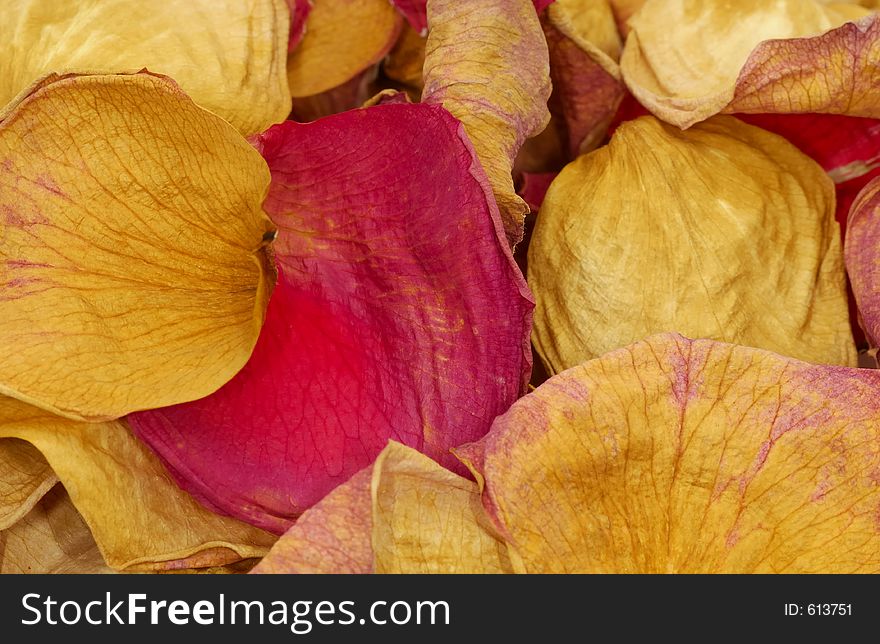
[130,103,534,534]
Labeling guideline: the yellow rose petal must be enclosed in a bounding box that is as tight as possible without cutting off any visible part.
[460,334,880,573]
[529,116,855,374]
[0,73,275,421]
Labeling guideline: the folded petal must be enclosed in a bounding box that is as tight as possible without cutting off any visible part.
[0,0,289,135]
[0,439,55,529]
[621,0,877,128]
[130,102,534,533]
[608,0,645,35]
[254,442,512,573]
[423,0,551,246]
[0,72,275,421]
[845,176,880,347]
[529,116,855,373]
[459,334,880,573]
[542,0,625,157]
[0,486,113,574]
[287,0,401,98]
[0,396,276,571]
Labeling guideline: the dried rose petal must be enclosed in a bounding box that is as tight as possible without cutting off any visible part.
[0,73,275,421]
[391,0,554,34]
[130,102,534,534]
[287,0,313,51]
[459,334,880,572]
[621,0,878,128]
[845,176,880,347]
[529,116,855,374]
[0,0,290,135]
[422,0,551,246]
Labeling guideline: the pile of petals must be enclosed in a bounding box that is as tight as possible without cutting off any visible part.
[1,0,879,574]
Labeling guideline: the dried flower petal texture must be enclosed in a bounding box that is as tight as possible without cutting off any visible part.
[0,0,290,135]
[529,116,855,374]
[0,73,276,421]
[259,335,880,573]
[845,177,880,347]
[423,0,552,246]
[461,334,880,573]
[130,103,534,534]
[0,396,275,571]
[621,0,878,128]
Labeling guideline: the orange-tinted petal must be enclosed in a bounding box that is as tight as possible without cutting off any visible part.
[0,73,275,421]
[622,0,877,128]
[529,116,855,373]
[0,396,275,571]
[423,0,551,246]
[0,0,290,135]
[460,334,880,573]
[287,0,402,98]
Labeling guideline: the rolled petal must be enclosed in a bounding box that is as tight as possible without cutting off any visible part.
[0,439,55,530]
[130,103,534,533]
[459,334,880,573]
[0,0,290,135]
[423,0,551,246]
[254,442,512,573]
[1,486,113,574]
[529,116,855,373]
[0,73,275,421]
[391,0,555,34]
[287,0,402,98]
[0,396,275,571]
[845,176,880,347]
[542,0,625,156]
[621,0,877,128]
[287,0,313,51]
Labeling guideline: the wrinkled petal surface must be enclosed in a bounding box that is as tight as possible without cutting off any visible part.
[543,0,625,156]
[0,486,113,574]
[391,0,555,34]
[0,0,290,135]
[459,334,880,573]
[0,396,275,571]
[130,103,534,533]
[621,0,877,128]
[254,442,511,573]
[845,177,880,347]
[529,116,855,373]
[0,438,55,530]
[287,0,401,97]
[423,0,551,246]
[0,73,275,421]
